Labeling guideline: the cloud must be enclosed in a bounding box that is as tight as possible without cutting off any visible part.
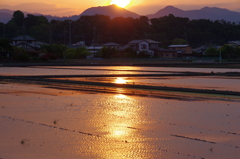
[0,2,81,16]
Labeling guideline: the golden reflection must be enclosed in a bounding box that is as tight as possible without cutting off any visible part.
[115,66,140,70]
[113,129,126,137]
[82,91,149,158]
[108,66,140,75]
[114,77,127,84]
[115,94,127,99]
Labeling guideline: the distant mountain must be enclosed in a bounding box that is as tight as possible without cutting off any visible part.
[0,9,79,23]
[148,6,240,22]
[0,9,42,23]
[1,5,240,24]
[0,12,12,24]
[80,4,140,18]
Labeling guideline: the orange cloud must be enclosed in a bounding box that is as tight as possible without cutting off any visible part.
[0,2,81,16]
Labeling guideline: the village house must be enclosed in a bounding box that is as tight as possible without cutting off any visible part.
[153,48,177,58]
[168,44,192,57]
[102,42,121,50]
[12,35,47,51]
[226,41,240,47]
[121,39,161,57]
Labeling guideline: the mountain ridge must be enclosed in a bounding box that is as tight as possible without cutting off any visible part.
[0,5,240,24]
[80,4,140,18]
[148,6,240,22]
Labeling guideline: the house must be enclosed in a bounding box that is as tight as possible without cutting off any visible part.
[192,45,208,56]
[226,41,240,47]
[168,44,192,57]
[70,41,87,48]
[86,45,103,58]
[122,39,161,57]
[102,42,121,50]
[153,48,177,58]
[12,35,47,51]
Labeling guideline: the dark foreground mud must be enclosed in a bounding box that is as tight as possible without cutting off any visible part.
[1,71,240,96]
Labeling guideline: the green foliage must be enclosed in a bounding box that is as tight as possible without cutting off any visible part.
[0,23,5,37]
[0,38,13,51]
[99,47,118,58]
[6,20,20,38]
[64,48,76,59]
[138,51,150,58]
[12,46,25,55]
[12,10,24,27]
[124,47,137,57]
[15,53,30,61]
[3,10,240,50]
[172,38,188,45]
[41,44,68,58]
[221,45,240,59]
[64,47,90,59]
[150,14,189,44]
[204,45,240,59]
[204,47,219,56]
[76,47,90,58]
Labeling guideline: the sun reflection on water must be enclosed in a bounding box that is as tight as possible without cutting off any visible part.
[115,94,127,99]
[83,92,150,158]
[114,77,127,84]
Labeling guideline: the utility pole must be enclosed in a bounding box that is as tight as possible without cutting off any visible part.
[22,23,27,51]
[219,48,222,63]
[68,21,72,46]
[49,24,52,44]
[64,26,66,45]
[3,27,5,38]
[93,26,96,55]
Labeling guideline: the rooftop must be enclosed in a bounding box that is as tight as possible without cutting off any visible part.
[129,39,161,44]
[12,35,37,41]
[103,42,121,46]
[169,45,189,48]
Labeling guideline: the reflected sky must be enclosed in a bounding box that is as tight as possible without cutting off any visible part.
[85,92,152,158]
[2,66,240,76]
[1,82,240,158]
[1,66,240,158]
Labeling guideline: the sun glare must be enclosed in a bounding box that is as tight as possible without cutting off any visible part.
[114,77,127,84]
[110,0,131,8]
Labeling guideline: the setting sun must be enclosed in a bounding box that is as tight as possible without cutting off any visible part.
[110,0,131,8]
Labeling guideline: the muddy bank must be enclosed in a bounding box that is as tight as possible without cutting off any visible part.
[1,59,240,68]
[1,74,240,96]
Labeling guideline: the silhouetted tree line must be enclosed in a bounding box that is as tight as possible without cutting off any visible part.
[0,10,240,48]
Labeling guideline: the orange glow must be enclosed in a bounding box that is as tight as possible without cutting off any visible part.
[114,77,127,84]
[115,94,127,99]
[110,0,131,8]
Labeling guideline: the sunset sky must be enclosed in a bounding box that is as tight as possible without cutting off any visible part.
[0,0,239,16]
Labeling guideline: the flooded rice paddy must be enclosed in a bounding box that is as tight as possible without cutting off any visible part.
[0,66,240,159]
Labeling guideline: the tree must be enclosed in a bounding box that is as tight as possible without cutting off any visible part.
[12,10,24,27]
[0,38,13,51]
[64,48,76,59]
[76,47,90,58]
[221,45,240,59]
[234,47,240,59]
[124,47,137,57]
[0,23,6,38]
[99,47,118,58]
[41,44,68,58]
[25,14,38,29]
[172,38,188,45]
[204,47,219,56]
[6,20,20,38]
[138,50,150,58]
